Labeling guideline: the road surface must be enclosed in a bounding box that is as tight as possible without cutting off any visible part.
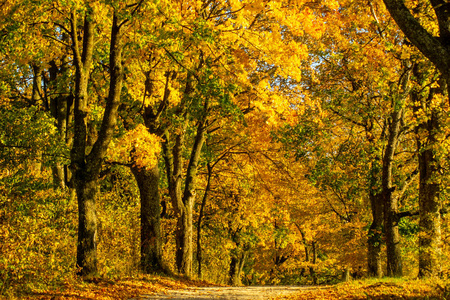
[136,286,318,299]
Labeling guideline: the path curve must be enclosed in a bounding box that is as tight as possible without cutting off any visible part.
[137,286,317,299]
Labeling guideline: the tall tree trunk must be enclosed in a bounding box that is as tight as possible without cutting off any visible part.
[310,241,318,284]
[71,11,97,278]
[74,176,99,278]
[163,89,208,277]
[29,64,43,174]
[71,12,124,278]
[164,129,186,274]
[134,70,175,275]
[412,65,444,277]
[228,226,248,286]
[176,204,193,276]
[131,164,165,273]
[197,162,212,279]
[382,63,412,277]
[296,225,309,278]
[382,106,403,277]
[368,189,383,278]
[179,115,208,277]
[229,249,248,286]
[49,60,68,189]
[417,110,442,277]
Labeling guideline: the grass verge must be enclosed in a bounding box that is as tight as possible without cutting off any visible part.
[14,274,219,300]
[278,278,450,299]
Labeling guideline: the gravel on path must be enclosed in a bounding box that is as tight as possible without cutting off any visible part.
[136,286,318,300]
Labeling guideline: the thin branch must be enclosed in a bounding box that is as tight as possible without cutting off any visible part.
[43,34,71,48]
[397,210,419,219]
[395,169,419,202]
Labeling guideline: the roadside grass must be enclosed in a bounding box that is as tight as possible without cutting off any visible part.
[279,278,450,299]
[14,274,219,300]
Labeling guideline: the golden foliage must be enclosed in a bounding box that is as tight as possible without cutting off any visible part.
[107,125,161,169]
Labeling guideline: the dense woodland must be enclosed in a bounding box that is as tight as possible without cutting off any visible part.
[1,0,450,297]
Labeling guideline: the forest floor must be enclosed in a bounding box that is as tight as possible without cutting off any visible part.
[14,276,450,299]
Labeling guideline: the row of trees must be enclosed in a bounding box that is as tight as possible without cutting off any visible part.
[0,0,449,289]
[280,0,450,278]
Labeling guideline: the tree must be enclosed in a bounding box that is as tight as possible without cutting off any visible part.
[382,0,450,98]
[276,0,424,278]
[124,0,318,277]
[70,8,126,278]
[412,60,446,277]
[381,0,449,276]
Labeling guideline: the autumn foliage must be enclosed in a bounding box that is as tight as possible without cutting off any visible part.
[1,0,450,298]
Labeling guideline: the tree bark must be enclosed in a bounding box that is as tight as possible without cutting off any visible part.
[367,188,383,278]
[197,162,212,278]
[381,62,412,277]
[229,249,248,286]
[133,69,175,275]
[228,226,248,286]
[131,164,165,273]
[382,106,403,277]
[412,64,444,277]
[164,128,187,275]
[71,11,125,278]
[178,112,208,276]
[163,80,208,276]
[48,60,68,190]
[418,135,441,277]
[310,241,318,284]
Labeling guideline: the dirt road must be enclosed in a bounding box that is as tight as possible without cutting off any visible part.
[136,286,316,299]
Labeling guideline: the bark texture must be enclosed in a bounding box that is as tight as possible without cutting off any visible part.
[412,64,444,277]
[418,137,441,277]
[163,78,208,276]
[197,162,212,279]
[382,109,403,277]
[71,12,125,278]
[131,164,165,273]
[368,189,383,278]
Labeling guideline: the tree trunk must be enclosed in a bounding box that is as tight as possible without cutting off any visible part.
[229,249,248,286]
[51,94,68,189]
[367,190,383,278]
[179,116,207,277]
[164,129,187,275]
[342,267,350,282]
[310,241,318,284]
[71,11,124,278]
[48,60,68,189]
[131,164,165,273]
[29,64,43,174]
[382,107,403,277]
[296,225,309,278]
[70,11,96,277]
[75,176,99,278]
[175,203,194,276]
[197,162,212,279]
[382,62,412,277]
[417,112,442,277]
[134,69,175,275]
[228,226,248,286]
[412,65,444,277]
[163,91,208,277]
